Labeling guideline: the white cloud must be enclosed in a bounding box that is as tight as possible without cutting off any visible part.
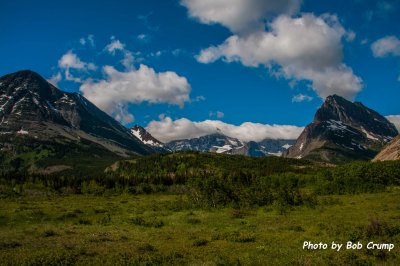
[137,33,151,43]
[105,39,125,54]
[121,51,135,70]
[193,95,206,102]
[196,13,362,100]
[80,34,95,47]
[146,116,304,142]
[209,111,225,118]
[181,0,301,34]
[57,50,97,83]
[346,31,356,42]
[58,50,97,70]
[80,65,191,124]
[47,72,62,87]
[386,115,400,132]
[292,94,313,103]
[104,38,140,70]
[371,36,400,57]
[114,103,135,124]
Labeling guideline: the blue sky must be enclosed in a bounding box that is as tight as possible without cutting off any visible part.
[1,0,399,142]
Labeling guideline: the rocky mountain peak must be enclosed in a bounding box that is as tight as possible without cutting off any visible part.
[284,94,398,163]
[0,70,58,100]
[314,94,397,137]
[131,125,164,148]
[0,70,154,156]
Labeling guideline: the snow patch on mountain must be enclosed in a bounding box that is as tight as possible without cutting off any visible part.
[17,129,28,134]
[282,144,292,149]
[214,145,233,153]
[360,127,379,141]
[130,125,164,148]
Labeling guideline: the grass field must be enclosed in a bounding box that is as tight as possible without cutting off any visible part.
[1,189,400,265]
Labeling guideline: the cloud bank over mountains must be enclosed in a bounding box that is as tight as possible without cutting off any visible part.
[146,116,304,143]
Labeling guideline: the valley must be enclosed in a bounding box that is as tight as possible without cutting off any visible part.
[1,70,400,265]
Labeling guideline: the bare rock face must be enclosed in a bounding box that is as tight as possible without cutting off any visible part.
[284,95,398,163]
[373,135,400,161]
[0,70,154,157]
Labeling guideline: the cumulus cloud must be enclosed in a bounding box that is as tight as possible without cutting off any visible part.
[292,94,313,103]
[371,36,400,57]
[80,65,191,124]
[386,115,400,131]
[146,116,304,142]
[196,13,362,100]
[58,50,97,83]
[181,0,301,34]
[58,51,97,70]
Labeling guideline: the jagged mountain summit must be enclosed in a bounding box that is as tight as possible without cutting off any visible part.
[165,133,294,157]
[0,70,154,172]
[373,135,400,161]
[284,95,398,163]
[130,125,170,152]
[131,125,163,148]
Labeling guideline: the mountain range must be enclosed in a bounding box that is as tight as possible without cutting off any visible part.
[131,126,295,157]
[1,70,399,174]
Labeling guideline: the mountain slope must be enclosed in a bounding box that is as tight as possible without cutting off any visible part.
[284,95,398,163]
[373,135,400,161]
[130,125,169,152]
[130,125,164,147]
[0,70,154,172]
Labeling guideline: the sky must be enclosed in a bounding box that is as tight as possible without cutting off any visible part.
[1,0,400,142]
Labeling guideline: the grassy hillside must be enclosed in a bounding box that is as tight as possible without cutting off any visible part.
[0,134,123,176]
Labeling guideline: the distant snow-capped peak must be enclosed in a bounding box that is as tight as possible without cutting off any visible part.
[130,125,164,148]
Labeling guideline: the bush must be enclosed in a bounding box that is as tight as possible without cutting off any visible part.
[192,239,208,247]
[131,216,164,228]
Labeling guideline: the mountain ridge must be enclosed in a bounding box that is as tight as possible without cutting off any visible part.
[284,94,398,163]
[0,70,154,173]
[165,132,295,157]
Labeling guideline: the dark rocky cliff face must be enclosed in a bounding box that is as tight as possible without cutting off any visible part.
[284,95,398,163]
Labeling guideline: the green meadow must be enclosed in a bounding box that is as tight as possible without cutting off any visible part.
[1,191,400,265]
[1,153,400,265]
